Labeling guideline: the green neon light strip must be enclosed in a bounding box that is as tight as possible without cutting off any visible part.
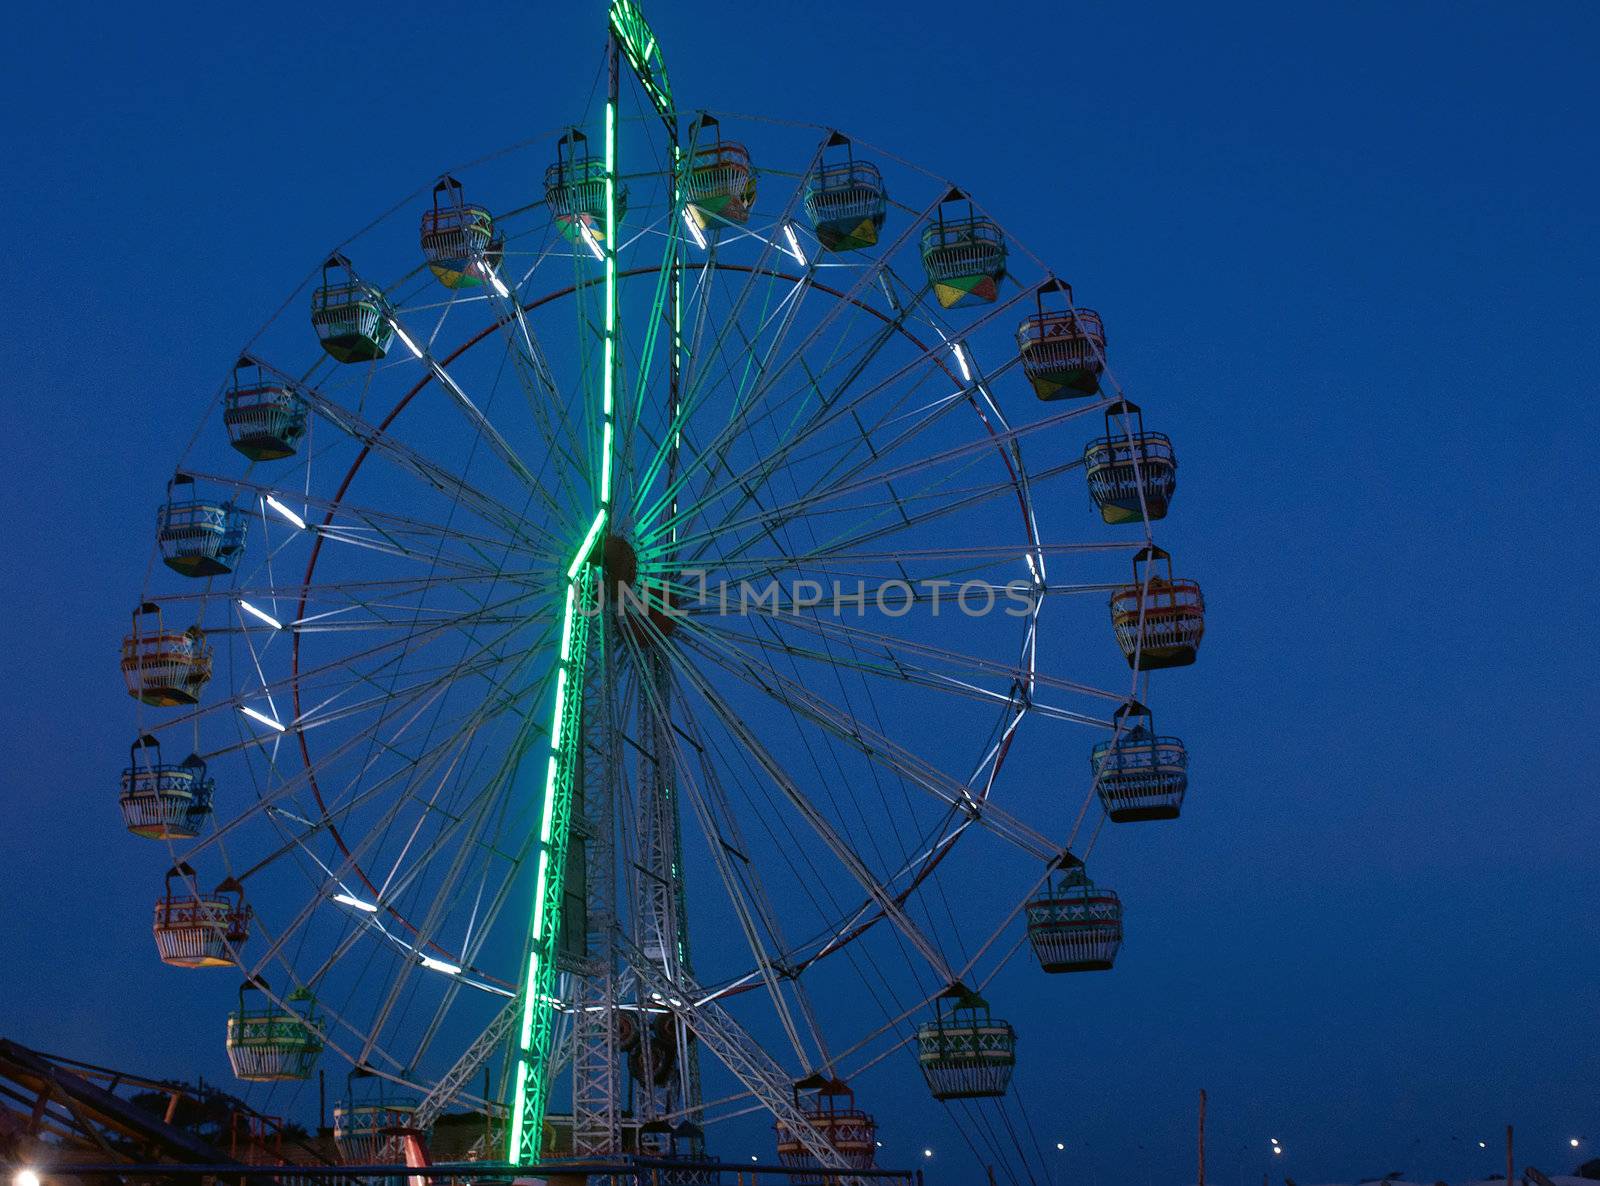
[506,92,619,1164]
[610,0,672,117]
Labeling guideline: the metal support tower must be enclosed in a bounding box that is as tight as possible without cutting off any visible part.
[506,0,677,1162]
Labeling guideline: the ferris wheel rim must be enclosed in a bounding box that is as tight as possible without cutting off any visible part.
[279,255,1048,983]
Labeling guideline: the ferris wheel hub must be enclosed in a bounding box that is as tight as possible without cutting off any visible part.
[601,531,639,591]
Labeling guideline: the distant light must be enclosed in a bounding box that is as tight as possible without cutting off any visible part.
[1056,1142,1066,1151]
[333,892,378,913]
[240,705,286,733]
[265,496,306,531]
[238,600,283,631]
[420,955,462,975]
[875,1142,883,1149]
[923,1149,933,1159]
[1479,1142,1487,1149]
[682,209,707,250]
[951,341,972,383]
[1573,1139,1582,1148]
[16,1170,41,1186]
[392,322,425,359]
[750,1157,758,1163]
[577,221,605,262]
[1273,1147,1283,1156]
[1270,1138,1279,1145]
[783,223,806,265]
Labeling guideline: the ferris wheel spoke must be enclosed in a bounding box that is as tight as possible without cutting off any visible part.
[664,263,822,523]
[665,666,853,1071]
[662,643,960,987]
[639,186,951,537]
[654,409,1090,562]
[681,358,1039,578]
[690,265,1037,514]
[175,600,551,757]
[631,249,813,512]
[653,284,913,544]
[352,754,531,1066]
[676,150,817,412]
[616,627,817,1069]
[646,280,1040,553]
[677,611,1105,732]
[688,600,1122,718]
[246,669,549,1000]
[690,179,944,422]
[404,818,540,1075]
[284,610,553,741]
[483,273,595,512]
[665,157,821,445]
[176,469,552,574]
[191,639,551,917]
[675,471,1072,590]
[383,309,562,504]
[672,623,1059,864]
[261,361,562,542]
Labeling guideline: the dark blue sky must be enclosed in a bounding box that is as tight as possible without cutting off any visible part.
[3,2,1598,1183]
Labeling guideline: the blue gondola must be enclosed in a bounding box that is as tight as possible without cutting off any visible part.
[804,133,887,252]
[120,734,213,839]
[158,474,245,578]
[1093,701,1190,822]
[311,255,393,363]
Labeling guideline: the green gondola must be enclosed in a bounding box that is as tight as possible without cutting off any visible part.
[311,254,393,363]
[226,980,324,1081]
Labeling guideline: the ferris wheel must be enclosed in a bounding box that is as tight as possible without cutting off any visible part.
[116,2,1204,1174]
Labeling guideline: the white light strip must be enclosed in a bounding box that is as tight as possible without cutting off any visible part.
[481,260,510,298]
[240,705,287,733]
[783,222,806,265]
[333,892,378,913]
[391,321,424,359]
[951,341,972,383]
[577,221,605,262]
[265,495,306,531]
[238,600,282,631]
[420,954,463,975]
[682,208,707,250]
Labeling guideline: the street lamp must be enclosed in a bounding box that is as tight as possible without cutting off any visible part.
[16,1171,42,1186]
